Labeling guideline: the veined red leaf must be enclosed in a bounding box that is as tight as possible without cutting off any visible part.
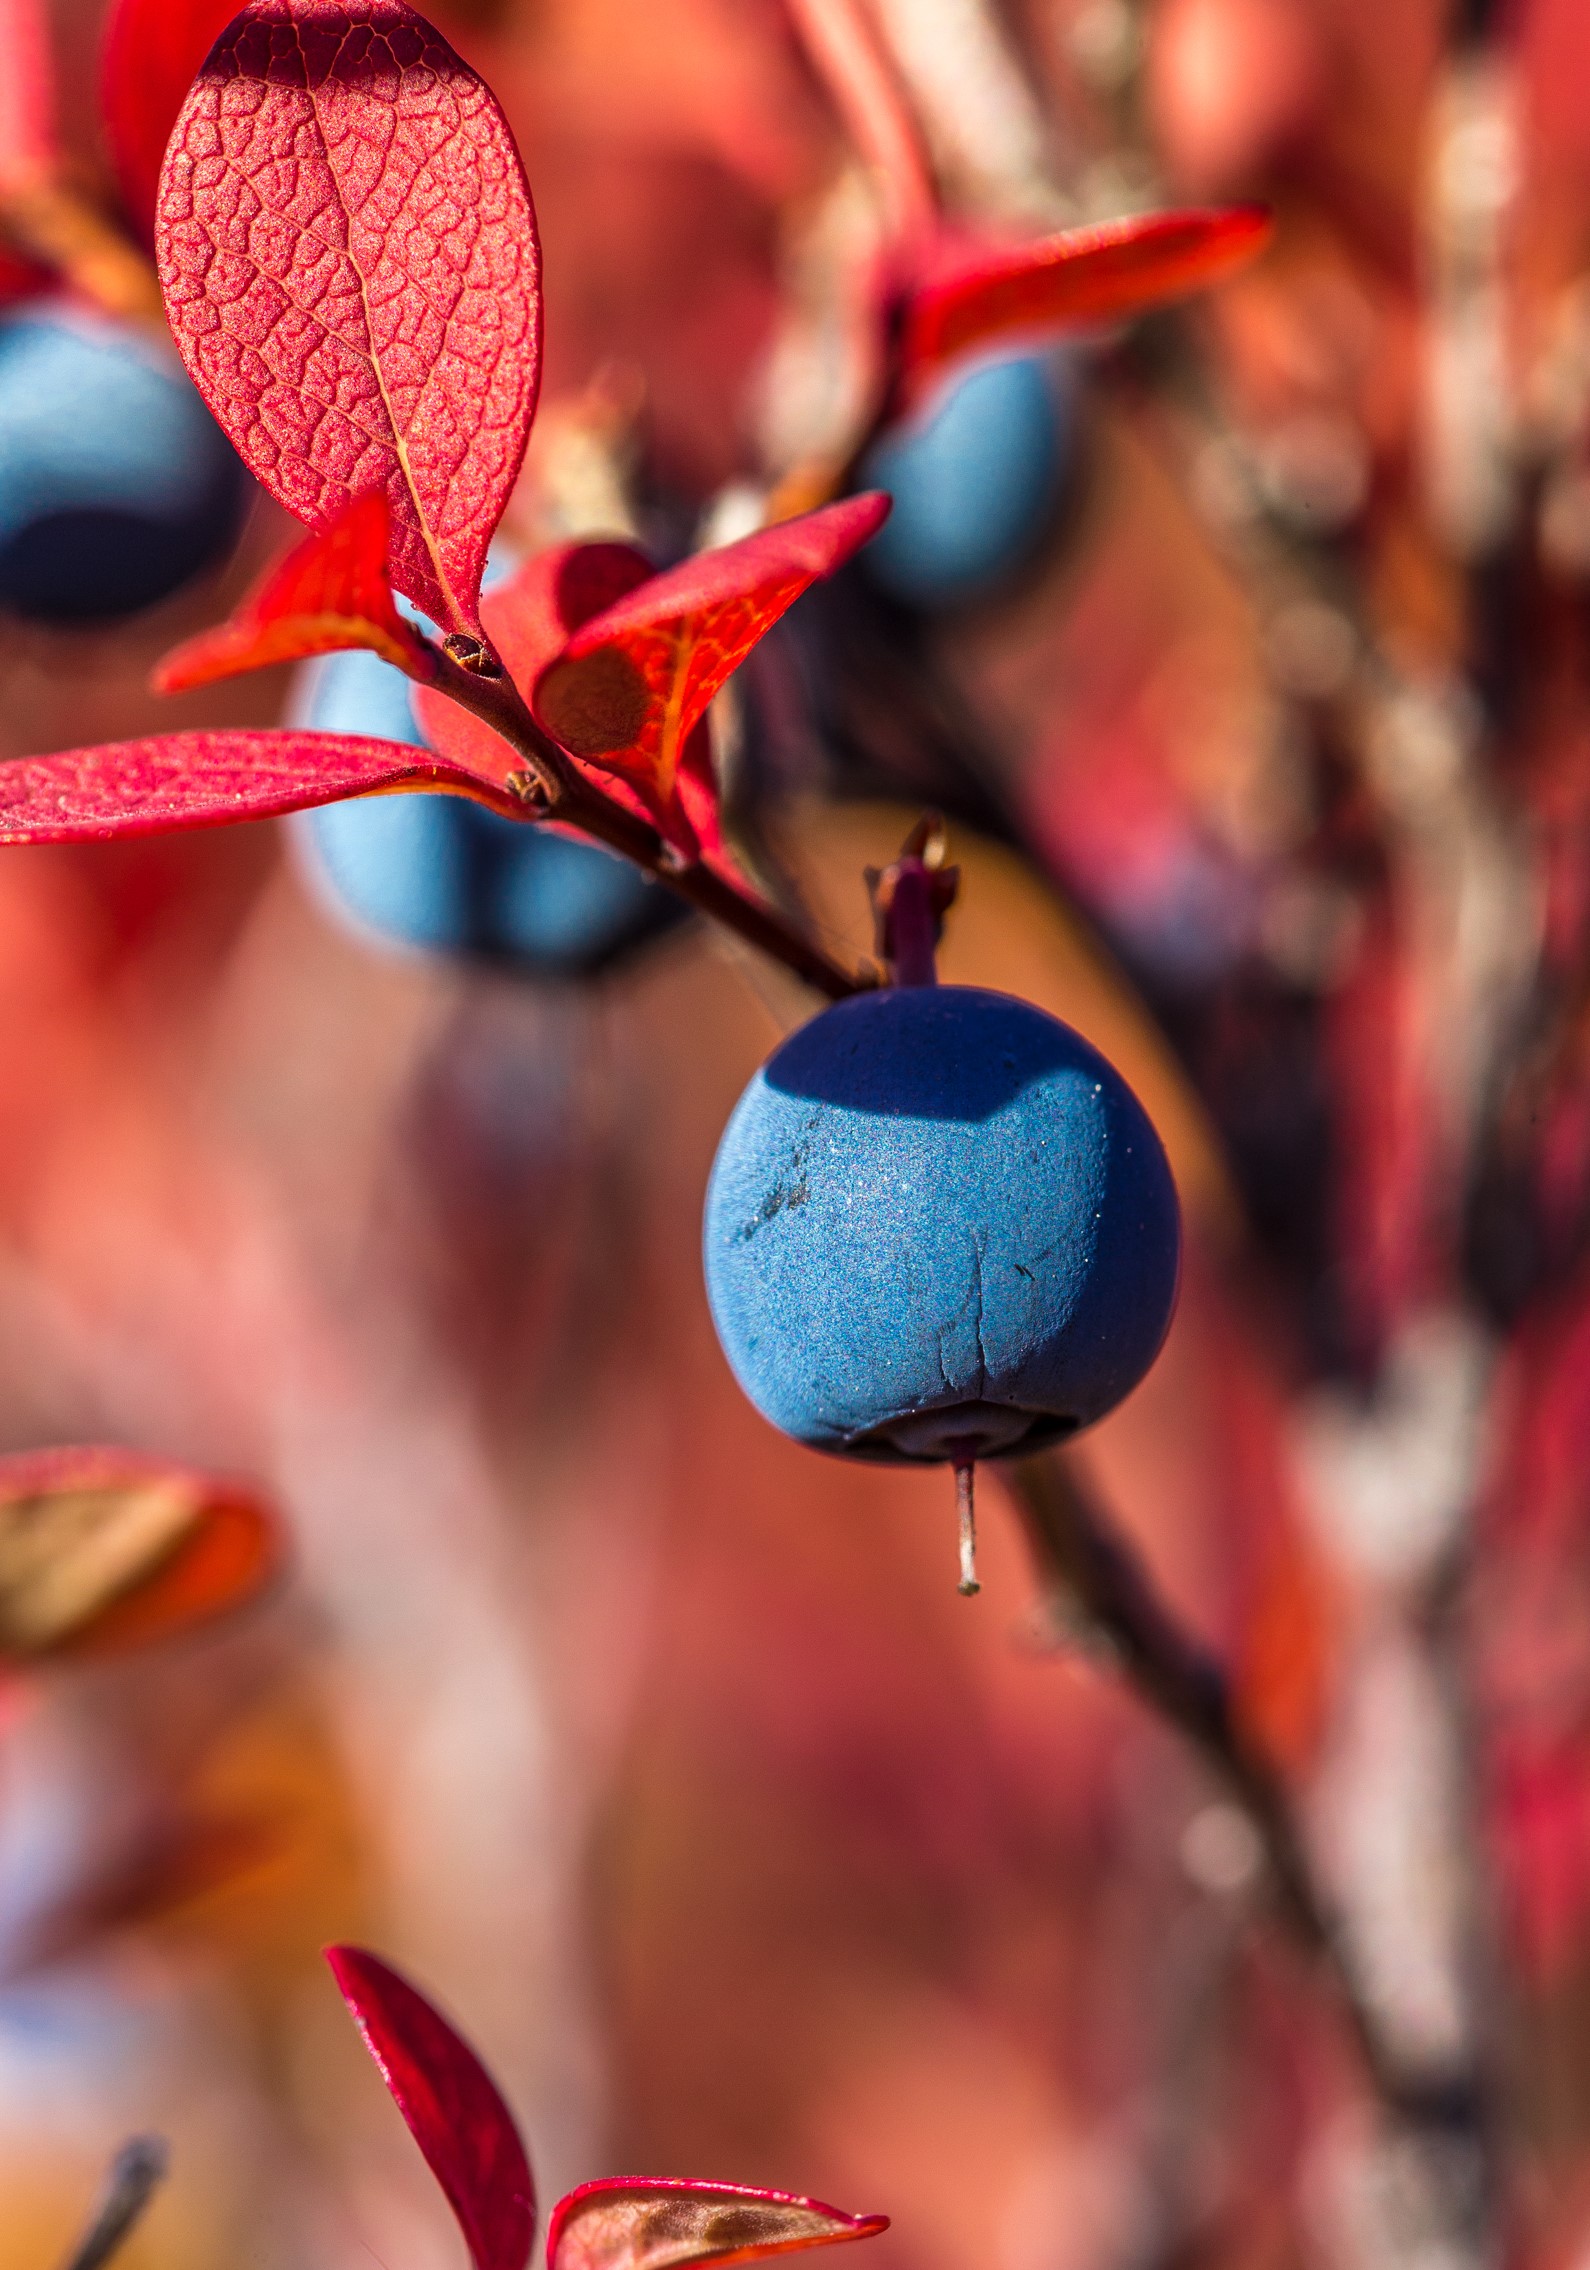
[0,729,506,844]
[0,0,56,194]
[900,205,1271,386]
[413,535,724,855]
[0,1446,280,1663]
[157,0,542,637]
[327,1944,536,2270]
[531,493,890,856]
[547,2181,890,2270]
[153,490,430,694]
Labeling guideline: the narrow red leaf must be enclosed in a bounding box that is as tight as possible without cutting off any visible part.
[0,0,56,193]
[154,491,430,694]
[900,205,1271,385]
[0,1446,280,1664]
[98,0,238,239]
[327,1945,536,2270]
[548,2181,889,2270]
[531,494,890,855]
[157,0,542,637]
[0,729,505,844]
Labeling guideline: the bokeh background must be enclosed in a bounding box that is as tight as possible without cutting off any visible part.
[4,1,1590,2266]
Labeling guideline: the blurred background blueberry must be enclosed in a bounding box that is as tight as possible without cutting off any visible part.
[0,300,248,622]
[858,348,1075,609]
[291,647,690,982]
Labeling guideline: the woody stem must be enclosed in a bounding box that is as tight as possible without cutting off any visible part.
[429,654,872,1002]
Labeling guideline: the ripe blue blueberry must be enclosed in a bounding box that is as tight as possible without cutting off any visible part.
[0,302,246,621]
[292,648,688,980]
[704,987,1179,1470]
[858,350,1074,608]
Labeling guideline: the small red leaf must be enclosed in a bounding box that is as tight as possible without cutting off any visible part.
[0,1446,280,1664]
[327,1944,535,2270]
[414,535,698,829]
[157,0,542,636]
[532,494,890,856]
[900,205,1271,384]
[0,729,502,844]
[0,0,57,193]
[153,490,430,693]
[547,2182,889,2270]
[98,0,238,239]
[417,536,658,783]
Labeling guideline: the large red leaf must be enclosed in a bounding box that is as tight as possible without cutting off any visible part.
[153,489,430,693]
[0,1446,280,1664]
[547,2181,889,2270]
[530,493,890,856]
[0,729,502,843]
[327,1944,536,2270]
[899,205,1270,385]
[157,0,542,637]
[99,0,238,239]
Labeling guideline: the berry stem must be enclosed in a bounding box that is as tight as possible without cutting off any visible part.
[867,815,959,986]
[955,1459,980,1597]
[886,860,942,986]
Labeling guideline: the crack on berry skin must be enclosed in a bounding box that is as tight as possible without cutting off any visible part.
[735,1121,818,1243]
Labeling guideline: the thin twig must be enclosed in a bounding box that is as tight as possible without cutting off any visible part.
[430,649,875,1001]
[58,2137,169,2270]
[1003,1452,1418,2115]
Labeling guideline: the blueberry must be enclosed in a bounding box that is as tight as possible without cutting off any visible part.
[858,350,1074,608]
[704,986,1179,1465]
[292,648,688,980]
[0,302,247,622]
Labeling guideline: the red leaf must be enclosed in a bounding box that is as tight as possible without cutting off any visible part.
[414,535,714,839]
[415,535,657,787]
[900,205,1271,386]
[547,2182,889,2270]
[531,494,890,857]
[0,0,56,193]
[98,0,238,239]
[0,729,504,843]
[327,1944,535,2270]
[153,490,430,694]
[0,1446,280,1664]
[157,0,542,637]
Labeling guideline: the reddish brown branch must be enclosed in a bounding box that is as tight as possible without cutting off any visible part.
[431,648,875,1002]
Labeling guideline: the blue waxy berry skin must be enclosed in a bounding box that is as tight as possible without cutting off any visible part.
[858,350,1074,609]
[704,987,1180,1463]
[0,303,246,622]
[292,648,688,981]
